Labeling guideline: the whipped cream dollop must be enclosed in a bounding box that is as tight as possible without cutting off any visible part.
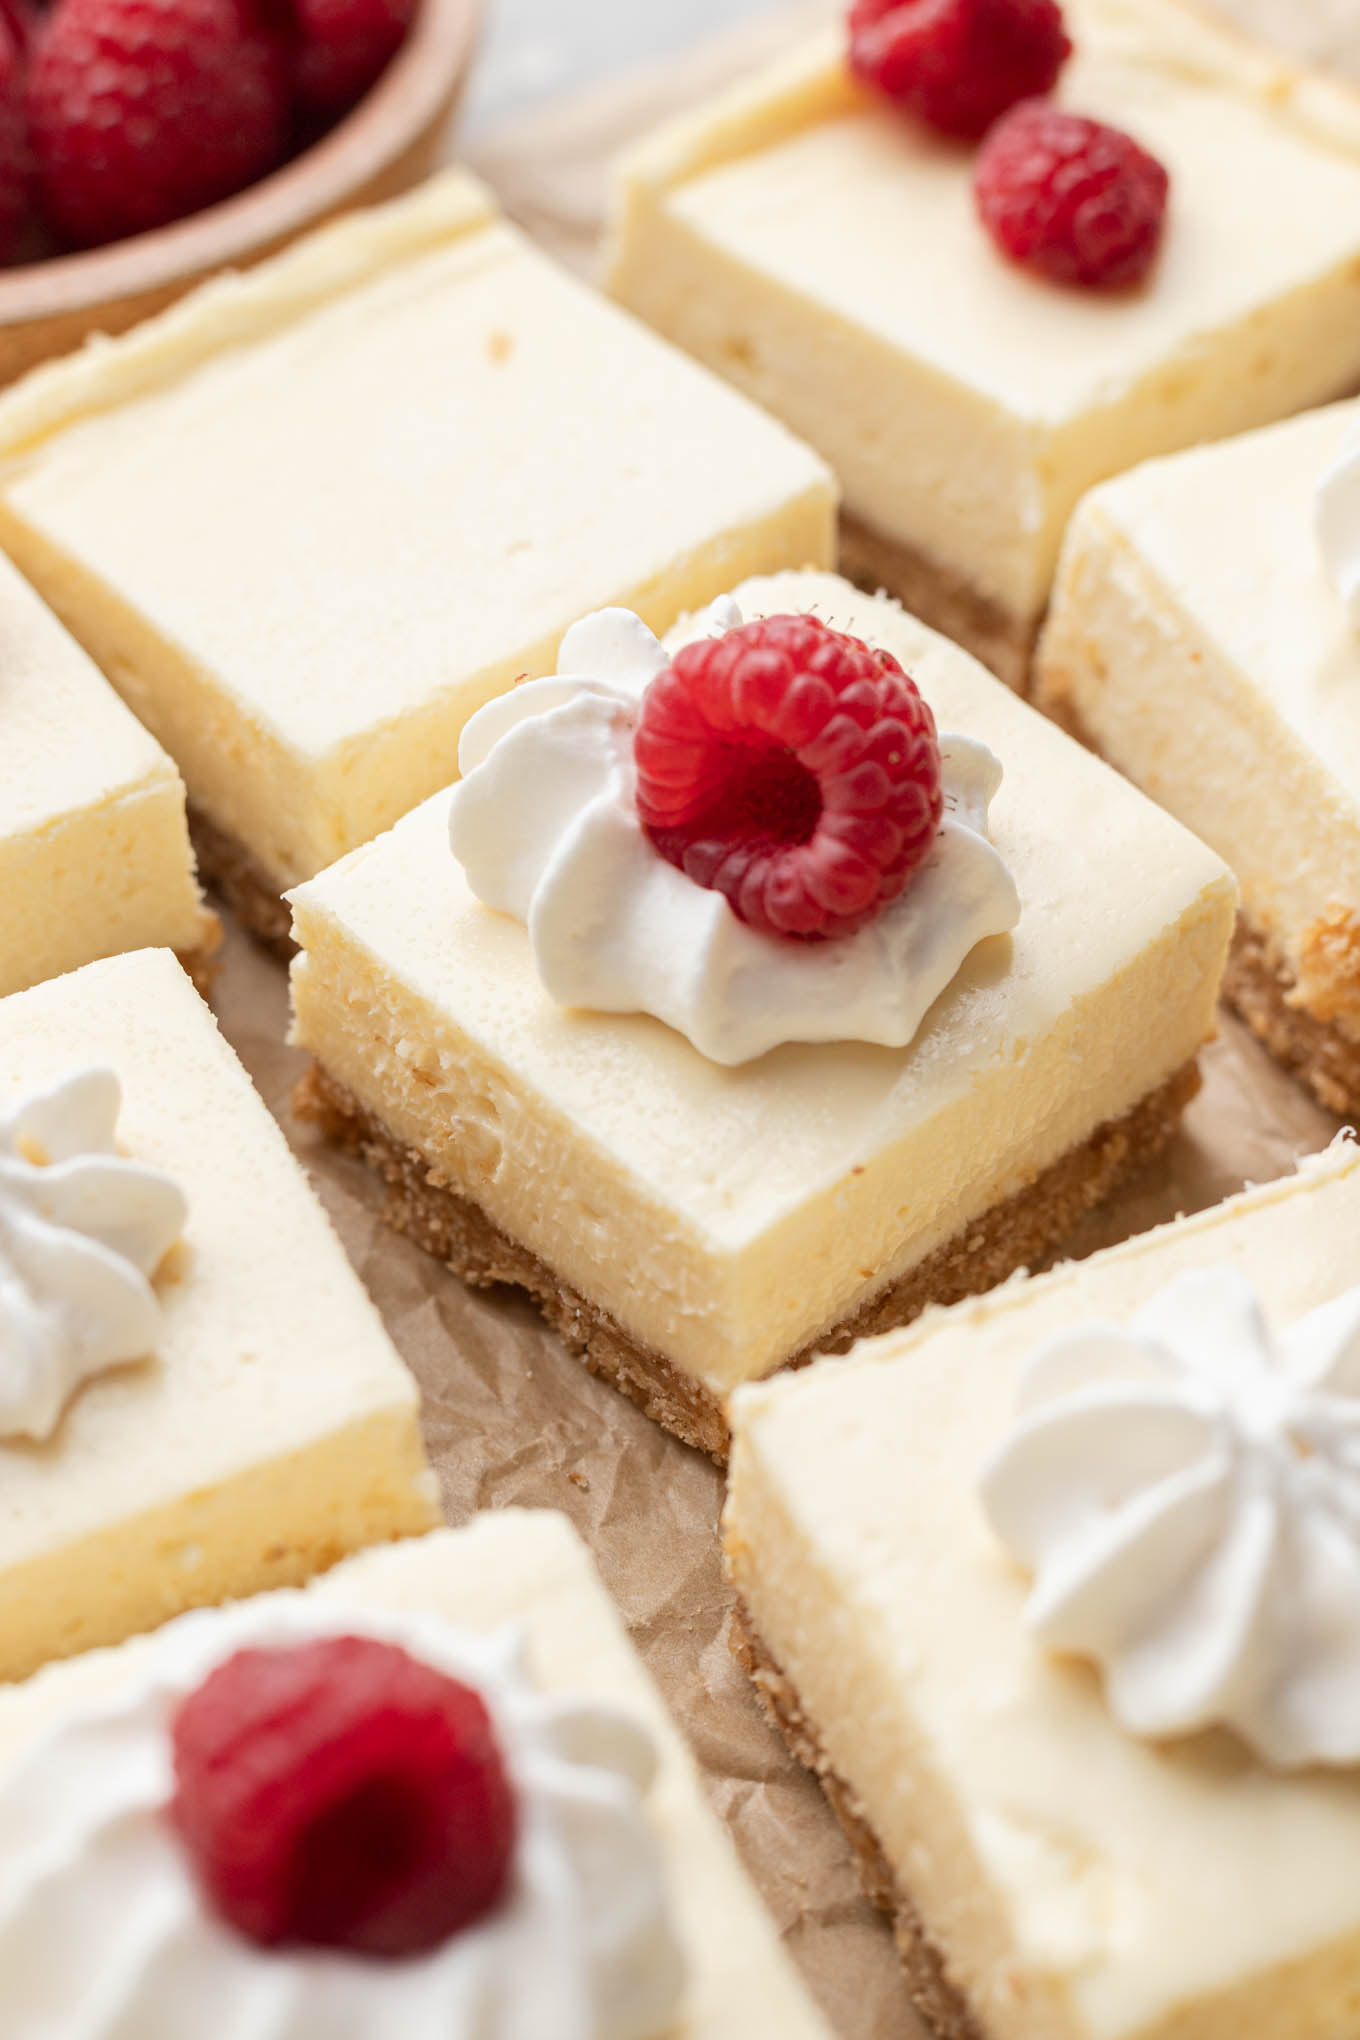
[0,1595,685,2040]
[980,1266,1360,1768]
[448,602,1020,1066]
[0,1068,186,1440]
[1316,416,1360,627]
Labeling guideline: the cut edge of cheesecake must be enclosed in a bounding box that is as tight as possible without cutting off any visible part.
[292,1056,1200,1462]
[1037,647,1360,1119]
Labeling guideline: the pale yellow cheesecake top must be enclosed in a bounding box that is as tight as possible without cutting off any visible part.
[1038,398,1360,1007]
[0,172,835,890]
[0,549,210,995]
[0,948,437,1678]
[609,0,1360,620]
[727,1137,1360,2040]
[289,571,1235,1392]
[0,1513,832,2040]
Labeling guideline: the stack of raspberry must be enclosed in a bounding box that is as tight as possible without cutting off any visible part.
[847,0,1170,291]
[0,0,417,261]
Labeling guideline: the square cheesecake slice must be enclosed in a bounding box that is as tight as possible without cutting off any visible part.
[1036,397,1360,1116]
[288,569,1235,1461]
[0,548,216,998]
[0,170,835,952]
[0,947,438,1680]
[607,0,1360,689]
[0,1514,832,2040]
[726,1134,1360,2040]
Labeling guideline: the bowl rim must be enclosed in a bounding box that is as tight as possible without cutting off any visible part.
[0,0,484,326]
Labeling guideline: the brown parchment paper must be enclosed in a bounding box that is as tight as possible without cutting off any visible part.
[215,6,1356,2034]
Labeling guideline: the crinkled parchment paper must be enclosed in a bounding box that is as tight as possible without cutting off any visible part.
[214,6,1355,2032]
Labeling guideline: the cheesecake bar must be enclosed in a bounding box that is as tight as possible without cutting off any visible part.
[608,0,1360,688]
[0,1514,833,2040]
[0,548,216,997]
[0,171,835,951]
[1036,397,1360,1115]
[726,1134,1360,2040]
[289,569,1235,1460]
[0,947,438,1680]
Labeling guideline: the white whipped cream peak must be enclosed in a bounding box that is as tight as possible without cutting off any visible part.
[0,1068,186,1441]
[448,601,1020,1066]
[0,1594,685,2040]
[1316,415,1360,627]
[981,1266,1360,1768]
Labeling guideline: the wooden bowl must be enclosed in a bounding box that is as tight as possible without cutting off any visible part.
[0,0,484,387]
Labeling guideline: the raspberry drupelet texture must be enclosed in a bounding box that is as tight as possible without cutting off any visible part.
[172,1635,517,1958]
[291,0,417,119]
[847,0,1071,141]
[975,100,1170,290]
[28,0,289,249]
[634,613,944,943]
[0,15,28,265]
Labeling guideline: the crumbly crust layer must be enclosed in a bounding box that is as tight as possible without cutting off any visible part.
[294,1056,1201,1462]
[730,1597,984,2040]
[1222,915,1360,1117]
[188,805,296,960]
[838,513,1036,695]
[176,923,223,1001]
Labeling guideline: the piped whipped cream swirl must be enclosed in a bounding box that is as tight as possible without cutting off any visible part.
[0,1595,685,2040]
[0,1068,186,1440]
[448,601,1020,1065]
[1317,416,1360,626]
[981,1266,1360,1767]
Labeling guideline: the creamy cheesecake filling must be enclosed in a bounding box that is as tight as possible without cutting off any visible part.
[290,572,1235,1399]
[0,173,835,894]
[0,774,213,997]
[727,1143,1360,2040]
[1037,404,1360,1040]
[0,550,210,995]
[609,4,1360,635]
[0,950,438,1680]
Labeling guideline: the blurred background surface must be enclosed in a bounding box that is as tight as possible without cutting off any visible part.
[464,0,783,132]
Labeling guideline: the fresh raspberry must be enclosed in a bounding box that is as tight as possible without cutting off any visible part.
[290,0,415,119]
[0,16,29,264]
[974,100,1170,289]
[847,0,1071,141]
[171,1635,517,1956]
[27,0,289,250]
[634,614,943,943]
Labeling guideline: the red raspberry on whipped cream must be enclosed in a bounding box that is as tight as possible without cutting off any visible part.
[634,613,944,942]
[172,1633,517,1955]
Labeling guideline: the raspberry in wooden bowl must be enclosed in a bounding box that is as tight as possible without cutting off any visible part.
[0,0,481,386]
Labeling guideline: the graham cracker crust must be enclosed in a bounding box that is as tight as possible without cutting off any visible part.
[294,1056,1200,1462]
[839,512,1036,695]
[1222,915,1360,1118]
[188,805,296,960]
[730,1596,983,2040]
[177,920,223,1000]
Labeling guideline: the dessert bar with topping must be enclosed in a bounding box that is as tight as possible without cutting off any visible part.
[0,946,438,1680]
[289,569,1235,1459]
[608,0,1360,688]
[0,1512,833,2040]
[727,1135,1360,2040]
